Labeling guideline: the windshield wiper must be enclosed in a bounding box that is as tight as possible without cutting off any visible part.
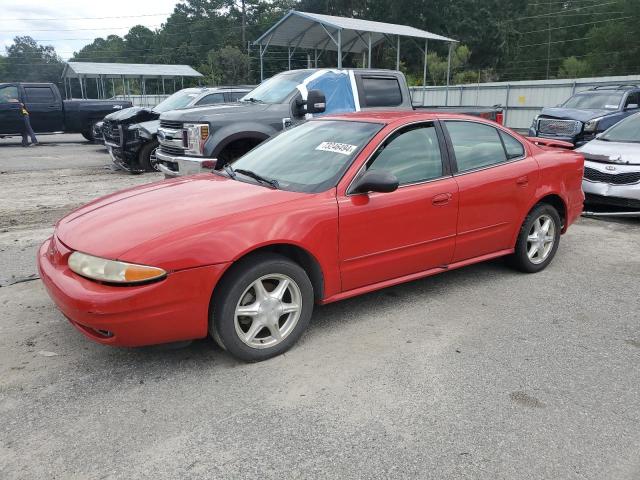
[241,97,264,103]
[235,168,279,189]
[223,163,237,179]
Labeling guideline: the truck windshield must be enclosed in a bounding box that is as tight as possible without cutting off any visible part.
[153,90,200,113]
[562,92,623,110]
[240,70,312,104]
[230,120,382,193]
[600,113,640,143]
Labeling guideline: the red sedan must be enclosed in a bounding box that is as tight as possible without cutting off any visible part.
[38,111,584,361]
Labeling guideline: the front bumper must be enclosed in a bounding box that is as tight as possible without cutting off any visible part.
[155,149,214,177]
[37,236,229,347]
[582,160,640,215]
[528,128,595,148]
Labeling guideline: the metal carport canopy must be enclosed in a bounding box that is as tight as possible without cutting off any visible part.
[253,10,458,92]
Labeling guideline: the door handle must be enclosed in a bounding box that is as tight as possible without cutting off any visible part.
[516,175,529,187]
[432,193,452,206]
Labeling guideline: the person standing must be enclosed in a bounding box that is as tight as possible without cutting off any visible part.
[19,101,38,147]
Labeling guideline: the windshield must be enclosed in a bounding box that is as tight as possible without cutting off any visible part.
[153,90,200,113]
[230,120,383,193]
[562,92,623,110]
[240,70,312,104]
[600,113,640,143]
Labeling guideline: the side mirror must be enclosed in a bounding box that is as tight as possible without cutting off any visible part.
[305,89,326,114]
[351,170,399,194]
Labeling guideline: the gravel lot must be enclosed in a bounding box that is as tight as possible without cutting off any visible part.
[0,135,639,479]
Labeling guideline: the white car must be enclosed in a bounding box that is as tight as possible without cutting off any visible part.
[578,112,640,217]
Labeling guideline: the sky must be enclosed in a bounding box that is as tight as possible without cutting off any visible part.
[0,0,179,60]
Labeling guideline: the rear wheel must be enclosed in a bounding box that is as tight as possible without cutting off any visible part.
[508,204,561,273]
[138,139,160,172]
[210,254,314,362]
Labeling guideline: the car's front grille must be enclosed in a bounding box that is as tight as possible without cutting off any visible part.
[102,121,121,143]
[538,118,582,136]
[160,120,183,130]
[585,193,640,209]
[584,166,640,185]
[159,145,185,156]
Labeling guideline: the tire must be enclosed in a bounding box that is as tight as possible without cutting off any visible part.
[210,253,314,362]
[81,130,94,142]
[138,139,159,172]
[508,203,562,273]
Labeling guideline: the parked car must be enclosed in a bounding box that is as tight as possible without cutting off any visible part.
[102,86,252,173]
[529,85,640,147]
[38,111,584,361]
[155,68,503,177]
[578,112,640,216]
[0,82,132,141]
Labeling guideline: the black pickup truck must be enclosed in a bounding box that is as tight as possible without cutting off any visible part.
[0,82,132,141]
[156,68,503,176]
[528,85,640,147]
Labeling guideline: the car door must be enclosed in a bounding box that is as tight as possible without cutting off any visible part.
[443,120,539,262]
[22,85,63,132]
[0,85,22,134]
[338,121,458,291]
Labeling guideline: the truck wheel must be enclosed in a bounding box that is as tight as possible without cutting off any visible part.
[210,253,314,362]
[508,203,561,273]
[138,139,160,172]
[82,122,98,142]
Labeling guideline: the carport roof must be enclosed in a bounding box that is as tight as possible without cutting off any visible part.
[61,62,203,79]
[254,10,457,53]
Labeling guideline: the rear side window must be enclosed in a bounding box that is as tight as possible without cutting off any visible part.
[499,130,525,159]
[361,77,402,107]
[445,121,507,172]
[24,86,56,103]
[366,123,443,185]
[196,93,224,106]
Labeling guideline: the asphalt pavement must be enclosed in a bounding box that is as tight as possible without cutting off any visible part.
[0,136,638,479]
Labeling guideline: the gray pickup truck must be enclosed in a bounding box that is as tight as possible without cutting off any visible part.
[156,69,503,177]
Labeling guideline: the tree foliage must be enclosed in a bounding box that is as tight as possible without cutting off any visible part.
[0,36,64,83]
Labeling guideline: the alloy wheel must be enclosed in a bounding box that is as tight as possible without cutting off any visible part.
[526,214,556,264]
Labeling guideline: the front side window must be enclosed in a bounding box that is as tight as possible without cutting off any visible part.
[24,87,55,103]
[0,85,19,103]
[365,124,443,185]
[446,121,507,172]
[196,93,224,106]
[624,92,640,109]
[231,120,382,193]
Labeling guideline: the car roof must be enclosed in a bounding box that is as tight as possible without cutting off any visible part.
[319,110,482,126]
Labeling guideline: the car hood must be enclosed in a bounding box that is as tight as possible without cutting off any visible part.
[55,175,308,267]
[539,107,612,123]
[104,106,159,124]
[160,102,269,122]
[577,139,640,165]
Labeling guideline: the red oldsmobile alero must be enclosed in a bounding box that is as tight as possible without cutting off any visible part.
[38,111,584,361]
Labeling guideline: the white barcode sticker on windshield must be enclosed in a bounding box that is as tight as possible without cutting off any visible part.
[315,142,358,155]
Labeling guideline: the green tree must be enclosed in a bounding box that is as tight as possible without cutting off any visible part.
[558,56,590,79]
[201,46,250,84]
[1,36,63,83]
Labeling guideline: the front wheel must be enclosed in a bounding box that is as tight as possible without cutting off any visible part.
[508,204,561,273]
[138,139,160,172]
[210,254,314,362]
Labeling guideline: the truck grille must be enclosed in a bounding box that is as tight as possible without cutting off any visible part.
[538,118,581,136]
[584,166,640,185]
[159,145,186,156]
[102,120,121,144]
[160,120,183,130]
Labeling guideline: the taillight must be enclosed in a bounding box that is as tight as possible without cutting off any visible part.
[495,112,504,125]
[201,160,216,170]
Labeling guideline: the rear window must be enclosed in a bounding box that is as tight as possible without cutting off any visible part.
[499,130,525,159]
[24,86,56,103]
[361,77,403,107]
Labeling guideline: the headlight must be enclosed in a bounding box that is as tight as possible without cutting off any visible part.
[184,123,210,156]
[584,117,603,133]
[68,251,166,284]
